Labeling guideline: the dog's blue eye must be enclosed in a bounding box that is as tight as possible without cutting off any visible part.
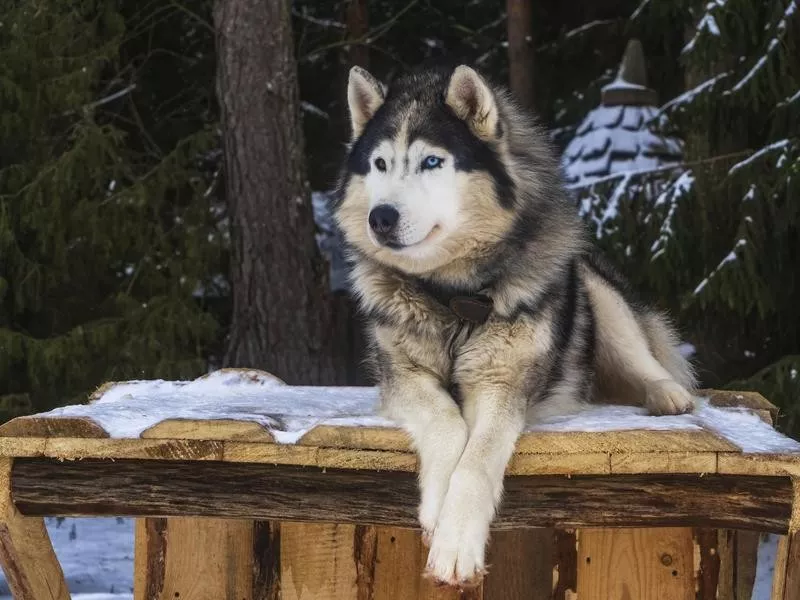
[374,157,387,172]
[421,156,443,170]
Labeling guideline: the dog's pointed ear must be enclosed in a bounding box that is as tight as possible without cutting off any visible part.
[347,66,385,139]
[445,66,500,140]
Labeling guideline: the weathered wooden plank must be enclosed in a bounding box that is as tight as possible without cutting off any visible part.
[719,454,800,476]
[253,521,281,600]
[0,415,108,438]
[0,458,69,600]
[772,477,800,600]
[702,389,778,421]
[483,529,553,599]
[516,430,738,454]
[281,522,358,600]
[141,418,276,441]
[506,452,610,475]
[576,528,694,600]
[717,529,761,599]
[693,529,720,599]
[299,425,411,451]
[610,451,717,474]
[11,459,794,533]
[552,529,577,600]
[371,527,465,600]
[134,517,255,600]
[45,437,225,461]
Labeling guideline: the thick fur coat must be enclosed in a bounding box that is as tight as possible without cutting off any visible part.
[332,63,696,587]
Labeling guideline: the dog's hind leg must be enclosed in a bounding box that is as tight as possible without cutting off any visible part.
[584,269,696,415]
[379,372,469,541]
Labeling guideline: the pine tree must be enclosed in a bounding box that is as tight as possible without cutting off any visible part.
[0,0,224,420]
[567,0,800,434]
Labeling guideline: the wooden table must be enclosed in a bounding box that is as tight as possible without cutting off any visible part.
[0,369,798,599]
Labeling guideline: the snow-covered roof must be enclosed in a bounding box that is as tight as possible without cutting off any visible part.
[562,39,683,186]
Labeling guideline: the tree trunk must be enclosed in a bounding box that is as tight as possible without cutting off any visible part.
[215,0,353,385]
[506,0,535,110]
[345,0,369,69]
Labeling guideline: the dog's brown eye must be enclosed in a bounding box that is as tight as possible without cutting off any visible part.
[374,157,387,172]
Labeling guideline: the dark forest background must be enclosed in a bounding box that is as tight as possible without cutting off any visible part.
[1,0,798,434]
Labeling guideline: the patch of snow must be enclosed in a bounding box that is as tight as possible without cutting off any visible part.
[777,88,800,108]
[0,518,134,598]
[727,1,796,94]
[650,170,695,257]
[745,350,756,358]
[659,72,730,115]
[693,239,747,295]
[601,77,647,92]
[312,190,349,292]
[564,103,681,186]
[683,4,723,55]
[563,19,617,39]
[629,0,651,21]
[33,373,800,453]
[300,101,329,120]
[752,533,780,599]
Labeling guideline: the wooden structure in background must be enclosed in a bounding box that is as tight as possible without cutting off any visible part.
[0,370,797,599]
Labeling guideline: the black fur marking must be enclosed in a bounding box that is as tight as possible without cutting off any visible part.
[540,259,579,400]
[345,104,398,177]
[581,251,645,309]
[408,103,515,209]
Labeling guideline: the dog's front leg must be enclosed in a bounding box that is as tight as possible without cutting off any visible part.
[425,383,526,587]
[380,371,469,541]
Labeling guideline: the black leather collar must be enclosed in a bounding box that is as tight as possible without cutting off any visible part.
[415,278,494,324]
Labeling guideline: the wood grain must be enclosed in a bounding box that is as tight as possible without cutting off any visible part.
[576,528,694,600]
[280,523,359,599]
[693,529,720,599]
[10,459,794,533]
[516,429,738,454]
[371,527,464,600]
[484,529,553,599]
[298,425,411,451]
[552,529,577,600]
[0,415,108,438]
[141,418,276,441]
[134,517,255,599]
[0,458,69,600]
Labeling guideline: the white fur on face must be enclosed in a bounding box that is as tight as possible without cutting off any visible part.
[364,138,461,259]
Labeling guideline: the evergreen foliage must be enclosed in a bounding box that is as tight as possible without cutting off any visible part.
[570,0,800,434]
[0,0,224,419]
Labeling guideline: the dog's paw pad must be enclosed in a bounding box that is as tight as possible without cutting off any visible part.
[645,379,695,416]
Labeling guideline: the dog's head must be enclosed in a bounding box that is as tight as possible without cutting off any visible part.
[334,64,517,276]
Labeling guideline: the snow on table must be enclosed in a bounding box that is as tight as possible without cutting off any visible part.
[23,369,800,454]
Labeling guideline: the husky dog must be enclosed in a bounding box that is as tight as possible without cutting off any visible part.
[333,63,696,587]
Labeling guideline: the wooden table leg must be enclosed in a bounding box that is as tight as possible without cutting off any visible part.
[0,458,69,600]
[134,517,279,600]
[772,477,800,600]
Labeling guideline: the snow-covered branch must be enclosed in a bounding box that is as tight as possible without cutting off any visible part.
[728,139,792,175]
[726,0,796,94]
[693,238,747,296]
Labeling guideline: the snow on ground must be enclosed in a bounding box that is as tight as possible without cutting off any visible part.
[0,517,134,599]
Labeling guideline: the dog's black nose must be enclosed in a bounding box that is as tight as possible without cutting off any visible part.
[368,205,399,234]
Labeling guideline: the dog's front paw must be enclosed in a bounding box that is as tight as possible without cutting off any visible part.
[424,469,493,587]
[645,379,695,416]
